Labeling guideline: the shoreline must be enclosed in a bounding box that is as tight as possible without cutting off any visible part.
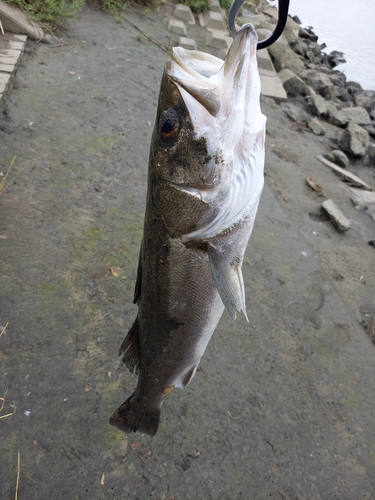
[245,3,375,167]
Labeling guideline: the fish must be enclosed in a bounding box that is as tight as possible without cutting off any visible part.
[109,24,266,436]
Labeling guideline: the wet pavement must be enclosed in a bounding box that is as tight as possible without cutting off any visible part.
[1,5,375,499]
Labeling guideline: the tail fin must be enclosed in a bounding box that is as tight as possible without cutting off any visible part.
[109,392,160,437]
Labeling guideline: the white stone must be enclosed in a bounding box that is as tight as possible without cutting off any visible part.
[178,37,197,50]
[174,4,195,24]
[205,29,231,49]
[167,19,187,36]
[0,73,10,86]
[199,11,226,31]
[209,0,223,14]
[0,63,14,74]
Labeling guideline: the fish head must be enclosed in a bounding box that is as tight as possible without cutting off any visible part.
[151,25,266,239]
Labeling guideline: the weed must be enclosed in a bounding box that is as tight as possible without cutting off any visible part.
[0,157,20,196]
[6,0,86,31]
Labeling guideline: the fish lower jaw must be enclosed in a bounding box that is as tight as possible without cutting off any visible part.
[167,182,219,204]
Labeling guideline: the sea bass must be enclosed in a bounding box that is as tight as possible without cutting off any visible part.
[110,25,266,436]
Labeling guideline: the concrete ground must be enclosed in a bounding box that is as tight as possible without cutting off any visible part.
[0,5,375,499]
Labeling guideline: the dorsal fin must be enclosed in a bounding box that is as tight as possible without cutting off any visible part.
[119,318,140,374]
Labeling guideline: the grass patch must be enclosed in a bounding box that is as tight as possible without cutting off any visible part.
[4,0,158,31]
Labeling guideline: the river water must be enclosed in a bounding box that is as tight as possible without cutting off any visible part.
[276,0,375,91]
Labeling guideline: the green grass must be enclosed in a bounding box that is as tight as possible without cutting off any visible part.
[6,0,234,30]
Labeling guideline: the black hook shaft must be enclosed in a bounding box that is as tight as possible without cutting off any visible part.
[228,0,290,50]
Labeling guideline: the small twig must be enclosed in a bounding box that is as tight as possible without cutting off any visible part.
[265,438,277,451]
[0,17,4,35]
[15,452,20,500]
[123,18,170,53]
[48,41,78,48]
[0,321,9,338]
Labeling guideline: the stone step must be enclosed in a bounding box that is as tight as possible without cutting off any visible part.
[0,32,27,111]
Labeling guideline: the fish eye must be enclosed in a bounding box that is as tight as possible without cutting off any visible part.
[159,108,180,143]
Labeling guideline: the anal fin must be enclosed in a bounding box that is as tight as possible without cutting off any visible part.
[119,317,140,374]
[207,243,248,322]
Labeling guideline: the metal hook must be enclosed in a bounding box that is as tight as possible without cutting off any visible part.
[228,0,290,50]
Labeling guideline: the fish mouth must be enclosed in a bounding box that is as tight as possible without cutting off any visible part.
[167,25,267,242]
[166,24,259,119]
[162,180,219,204]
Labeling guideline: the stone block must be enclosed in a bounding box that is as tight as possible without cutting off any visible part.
[174,4,195,24]
[308,117,325,135]
[178,37,197,50]
[329,106,371,127]
[0,0,44,40]
[257,49,275,76]
[217,48,228,59]
[0,73,11,86]
[267,33,304,75]
[321,199,351,232]
[260,74,287,101]
[205,29,231,50]
[0,48,21,66]
[167,19,187,36]
[241,11,269,30]
[209,0,222,14]
[339,122,370,157]
[278,68,309,96]
[6,41,25,51]
[0,63,14,74]
[307,94,327,116]
[199,11,226,31]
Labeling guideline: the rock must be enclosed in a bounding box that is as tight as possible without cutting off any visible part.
[317,155,372,189]
[282,103,308,123]
[292,15,302,24]
[300,69,334,95]
[241,11,269,30]
[367,142,375,164]
[330,86,352,102]
[266,34,305,75]
[293,39,310,57]
[339,123,370,157]
[363,124,375,139]
[299,27,318,42]
[325,50,346,68]
[328,150,350,169]
[354,91,375,113]
[321,199,351,232]
[326,101,342,122]
[329,107,371,127]
[283,16,301,45]
[328,71,347,87]
[262,5,279,22]
[307,94,327,116]
[349,188,375,223]
[308,118,326,135]
[278,68,309,96]
[346,81,363,95]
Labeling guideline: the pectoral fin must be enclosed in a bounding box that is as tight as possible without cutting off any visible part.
[207,243,248,322]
